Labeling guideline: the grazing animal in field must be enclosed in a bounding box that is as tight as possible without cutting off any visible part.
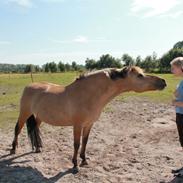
[10,66,166,170]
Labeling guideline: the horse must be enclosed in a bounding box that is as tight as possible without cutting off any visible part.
[10,66,166,170]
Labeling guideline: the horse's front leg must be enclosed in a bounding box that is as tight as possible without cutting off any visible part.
[72,125,82,172]
[80,124,92,166]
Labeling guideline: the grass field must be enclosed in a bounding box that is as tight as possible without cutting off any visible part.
[0,72,181,129]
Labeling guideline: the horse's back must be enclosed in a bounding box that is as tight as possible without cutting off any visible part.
[20,82,65,115]
[23,82,65,95]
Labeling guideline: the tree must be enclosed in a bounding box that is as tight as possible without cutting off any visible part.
[135,56,142,67]
[152,51,157,61]
[72,61,78,71]
[122,54,134,66]
[24,64,32,73]
[58,61,65,72]
[96,54,122,69]
[44,63,50,72]
[65,63,72,71]
[141,56,154,72]
[48,62,57,73]
[35,65,41,72]
[85,58,97,70]
[173,41,183,49]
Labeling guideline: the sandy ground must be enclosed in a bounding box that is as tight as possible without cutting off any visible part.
[0,97,183,183]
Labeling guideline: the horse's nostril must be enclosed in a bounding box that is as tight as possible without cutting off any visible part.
[155,79,166,90]
[156,79,167,90]
[162,79,167,86]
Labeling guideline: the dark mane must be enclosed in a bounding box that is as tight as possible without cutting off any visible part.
[76,66,144,81]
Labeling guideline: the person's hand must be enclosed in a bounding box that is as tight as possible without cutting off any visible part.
[172,100,177,106]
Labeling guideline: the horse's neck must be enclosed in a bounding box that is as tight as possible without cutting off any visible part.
[72,74,111,93]
[95,79,132,108]
[69,75,128,108]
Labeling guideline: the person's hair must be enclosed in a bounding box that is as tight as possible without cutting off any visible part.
[170,57,183,71]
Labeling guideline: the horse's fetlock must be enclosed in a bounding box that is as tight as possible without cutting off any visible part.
[80,153,85,160]
[72,158,77,166]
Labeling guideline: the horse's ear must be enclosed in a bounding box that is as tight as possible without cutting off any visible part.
[121,66,130,77]
[110,67,129,80]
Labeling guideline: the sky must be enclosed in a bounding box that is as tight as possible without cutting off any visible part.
[0,0,183,65]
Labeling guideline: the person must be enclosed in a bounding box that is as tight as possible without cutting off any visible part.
[171,57,183,150]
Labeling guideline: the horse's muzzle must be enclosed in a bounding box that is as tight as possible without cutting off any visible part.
[155,79,167,90]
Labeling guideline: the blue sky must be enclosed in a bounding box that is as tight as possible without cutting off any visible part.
[0,0,183,65]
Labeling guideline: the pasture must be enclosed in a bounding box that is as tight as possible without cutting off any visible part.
[0,72,179,128]
[0,72,183,183]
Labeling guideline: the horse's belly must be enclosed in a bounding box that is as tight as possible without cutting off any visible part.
[37,110,73,126]
[43,119,73,126]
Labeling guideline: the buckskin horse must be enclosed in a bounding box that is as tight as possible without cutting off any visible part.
[10,66,166,171]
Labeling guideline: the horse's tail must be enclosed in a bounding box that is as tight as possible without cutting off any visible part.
[26,115,42,151]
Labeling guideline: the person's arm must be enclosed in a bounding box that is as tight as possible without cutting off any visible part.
[174,90,179,97]
[172,100,183,107]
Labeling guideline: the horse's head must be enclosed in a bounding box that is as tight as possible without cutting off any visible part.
[110,66,166,93]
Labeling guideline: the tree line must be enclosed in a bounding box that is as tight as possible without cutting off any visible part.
[0,41,183,73]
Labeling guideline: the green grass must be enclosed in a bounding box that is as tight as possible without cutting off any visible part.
[0,72,181,129]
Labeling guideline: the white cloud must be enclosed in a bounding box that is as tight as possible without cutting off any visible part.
[73,36,88,43]
[0,41,12,45]
[8,0,32,8]
[50,36,112,44]
[131,0,182,17]
[163,10,183,18]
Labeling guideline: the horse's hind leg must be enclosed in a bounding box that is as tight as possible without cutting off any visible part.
[10,114,27,154]
[34,117,42,153]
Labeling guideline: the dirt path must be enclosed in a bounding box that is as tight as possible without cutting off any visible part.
[0,97,183,183]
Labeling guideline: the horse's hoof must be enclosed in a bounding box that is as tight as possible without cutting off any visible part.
[72,166,79,174]
[35,150,41,153]
[35,148,41,153]
[80,160,88,167]
[10,149,16,154]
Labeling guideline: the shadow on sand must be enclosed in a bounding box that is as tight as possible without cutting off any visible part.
[0,152,77,183]
[4,152,182,183]
[167,177,183,183]
[160,166,183,183]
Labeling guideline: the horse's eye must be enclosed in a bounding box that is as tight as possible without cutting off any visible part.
[137,74,144,78]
